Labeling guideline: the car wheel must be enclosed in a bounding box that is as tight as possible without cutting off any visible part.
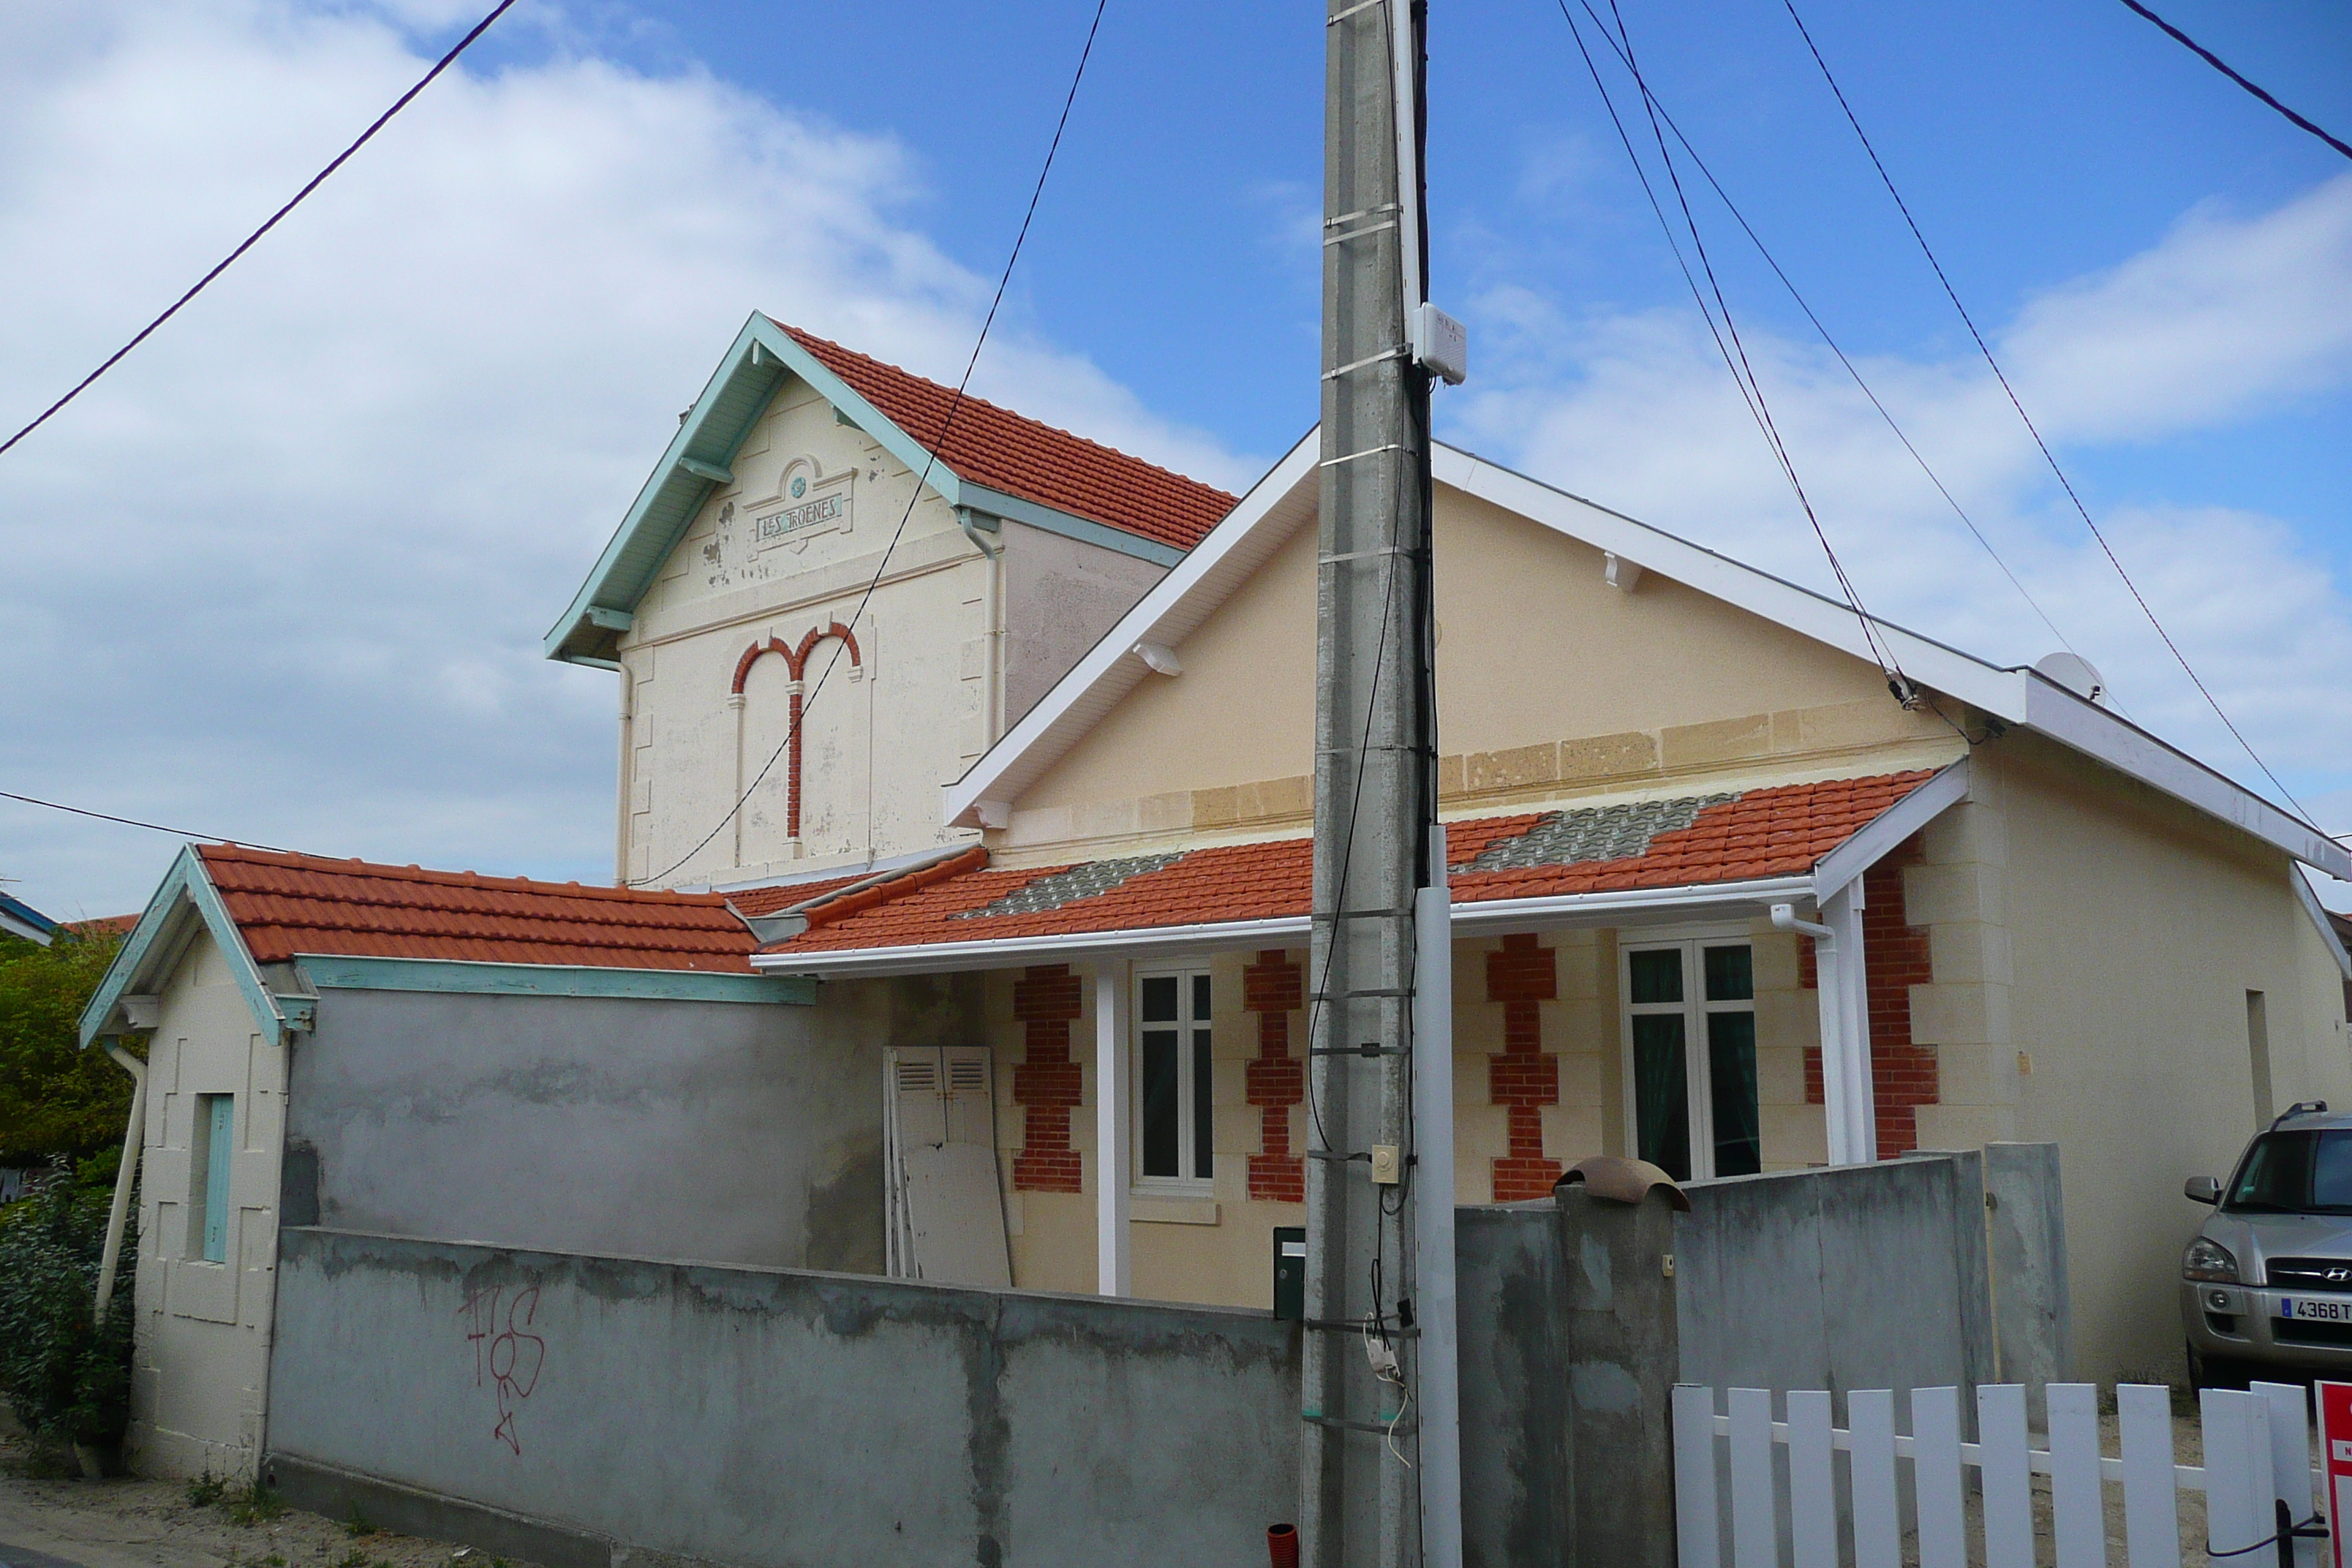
[2189,1342,2247,1392]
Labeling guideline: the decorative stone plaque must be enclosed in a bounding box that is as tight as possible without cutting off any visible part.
[750,458,853,554]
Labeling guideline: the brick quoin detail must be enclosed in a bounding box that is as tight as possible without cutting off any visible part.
[1801,835,1938,1157]
[1245,950,1306,1204]
[1011,965,1085,1194]
[1488,934,1562,1201]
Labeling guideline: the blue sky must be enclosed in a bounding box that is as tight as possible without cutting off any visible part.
[0,0,2348,913]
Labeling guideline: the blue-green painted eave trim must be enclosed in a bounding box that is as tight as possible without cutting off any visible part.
[545,314,970,667]
[960,483,1187,568]
[78,848,285,1049]
[297,954,817,1006]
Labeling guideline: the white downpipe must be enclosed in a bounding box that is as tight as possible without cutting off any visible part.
[1771,902,1858,1166]
[1413,825,1463,1568]
[1093,959,1131,1297]
[1823,882,1875,1161]
[94,1043,147,1322]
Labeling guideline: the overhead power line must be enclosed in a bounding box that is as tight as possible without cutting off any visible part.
[1779,0,2320,824]
[0,0,518,461]
[1550,0,2082,668]
[634,0,1112,888]
[0,790,290,853]
[2113,0,2352,164]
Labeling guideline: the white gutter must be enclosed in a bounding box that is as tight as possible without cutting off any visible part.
[750,875,1819,979]
[94,1044,147,1322]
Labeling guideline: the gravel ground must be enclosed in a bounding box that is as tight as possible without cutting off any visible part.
[0,1431,531,1568]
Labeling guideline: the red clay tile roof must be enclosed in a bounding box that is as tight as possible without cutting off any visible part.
[725,871,875,919]
[195,845,759,972]
[61,913,140,938]
[758,770,1940,958]
[778,323,1235,552]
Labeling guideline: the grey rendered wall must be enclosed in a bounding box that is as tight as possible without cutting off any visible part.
[286,973,979,1273]
[268,1228,1298,1568]
[1002,521,1169,728]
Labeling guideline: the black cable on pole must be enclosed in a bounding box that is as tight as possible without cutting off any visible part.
[1779,0,2321,823]
[633,0,1112,888]
[0,0,519,461]
[0,790,291,854]
[2113,0,2352,164]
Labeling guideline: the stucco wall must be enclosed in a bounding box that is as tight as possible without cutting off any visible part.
[267,1229,1300,1568]
[998,481,1962,863]
[1911,734,2352,1381]
[285,975,979,1273]
[1002,519,1168,728]
[127,930,286,1480]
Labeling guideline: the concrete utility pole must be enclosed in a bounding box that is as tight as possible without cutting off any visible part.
[1302,1,1440,1564]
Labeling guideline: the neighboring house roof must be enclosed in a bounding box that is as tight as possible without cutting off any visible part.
[545,314,1237,666]
[943,432,2352,882]
[0,890,59,946]
[195,845,761,973]
[756,769,1942,974]
[62,913,140,938]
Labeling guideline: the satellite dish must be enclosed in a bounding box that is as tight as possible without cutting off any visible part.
[2035,651,2107,706]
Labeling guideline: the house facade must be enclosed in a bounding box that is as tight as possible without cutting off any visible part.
[83,320,2352,1482]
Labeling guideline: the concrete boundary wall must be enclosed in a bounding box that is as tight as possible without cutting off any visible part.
[268,1229,1299,1568]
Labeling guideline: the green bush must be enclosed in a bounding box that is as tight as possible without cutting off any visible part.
[0,1159,135,1445]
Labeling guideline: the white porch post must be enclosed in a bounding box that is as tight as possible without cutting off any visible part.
[1824,881,1876,1161]
[1093,959,1131,1297]
[1776,899,1857,1166]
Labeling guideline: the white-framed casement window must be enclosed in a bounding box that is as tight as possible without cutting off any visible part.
[1620,930,1760,1183]
[1134,969,1213,1192]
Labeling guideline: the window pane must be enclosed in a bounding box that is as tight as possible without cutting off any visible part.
[1703,945,1753,1003]
[1631,1014,1690,1181]
[1192,973,1213,1025]
[1142,1030,1180,1177]
[1628,949,1684,1005]
[1141,976,1180,1024]
[1194,1028,1214,1180]
[2315,1133,2352,1210]
[1708,1011,1761,1178]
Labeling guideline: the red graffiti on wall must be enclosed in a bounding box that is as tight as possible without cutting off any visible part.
[458,1286,544,1455]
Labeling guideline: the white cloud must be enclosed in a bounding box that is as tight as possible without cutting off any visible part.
[0,0,1251,913]
[1447,173,2352,851]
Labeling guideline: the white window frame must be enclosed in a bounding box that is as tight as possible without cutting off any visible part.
[1618,922,1759,1183]
[1131,966,1214,1196]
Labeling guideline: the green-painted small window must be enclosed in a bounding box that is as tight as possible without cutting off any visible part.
[195,1094,234,1264]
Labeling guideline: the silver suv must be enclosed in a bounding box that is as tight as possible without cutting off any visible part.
[2182,1101,2352,1387]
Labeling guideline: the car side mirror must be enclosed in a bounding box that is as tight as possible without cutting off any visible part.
[2185,1175,2222,1205]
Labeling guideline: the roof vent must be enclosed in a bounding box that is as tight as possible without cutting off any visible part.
[2033,652,2106,706]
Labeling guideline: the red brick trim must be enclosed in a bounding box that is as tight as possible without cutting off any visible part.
[1487,934,1561,1201]
[1245,949,1305,1204]
[1799,835,1937,1158]
[731,623,864,841]
[1011,965,1085,1194]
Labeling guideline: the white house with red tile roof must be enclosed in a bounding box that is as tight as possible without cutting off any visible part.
[543,314,1233,896]
[731,420,2352,1379]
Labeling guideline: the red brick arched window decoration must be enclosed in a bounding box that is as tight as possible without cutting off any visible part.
[730,622,862,841]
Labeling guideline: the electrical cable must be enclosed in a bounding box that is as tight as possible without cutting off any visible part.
[2112,0,2352,164]
[1553,1,2083,670]
[0,0,519,461]
[1777,0,2321,826]
[0,790,291,854]
[632,0,1111,886]
[1553,0,1915,711]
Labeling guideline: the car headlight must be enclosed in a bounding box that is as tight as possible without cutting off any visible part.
[2183,1237,2241,1284]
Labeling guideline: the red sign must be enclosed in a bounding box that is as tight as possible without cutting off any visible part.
[2320,1382,2352,1568]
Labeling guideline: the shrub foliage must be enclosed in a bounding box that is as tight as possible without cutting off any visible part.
[0,1161,135,1444]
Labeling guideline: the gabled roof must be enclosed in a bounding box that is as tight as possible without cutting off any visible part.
[195,845,762,972]
[943,435,2351,881]
[545,314,1236,666]
[758,769,1940,974]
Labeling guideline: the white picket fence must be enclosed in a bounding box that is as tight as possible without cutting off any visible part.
[1671,1381,2323,1568]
